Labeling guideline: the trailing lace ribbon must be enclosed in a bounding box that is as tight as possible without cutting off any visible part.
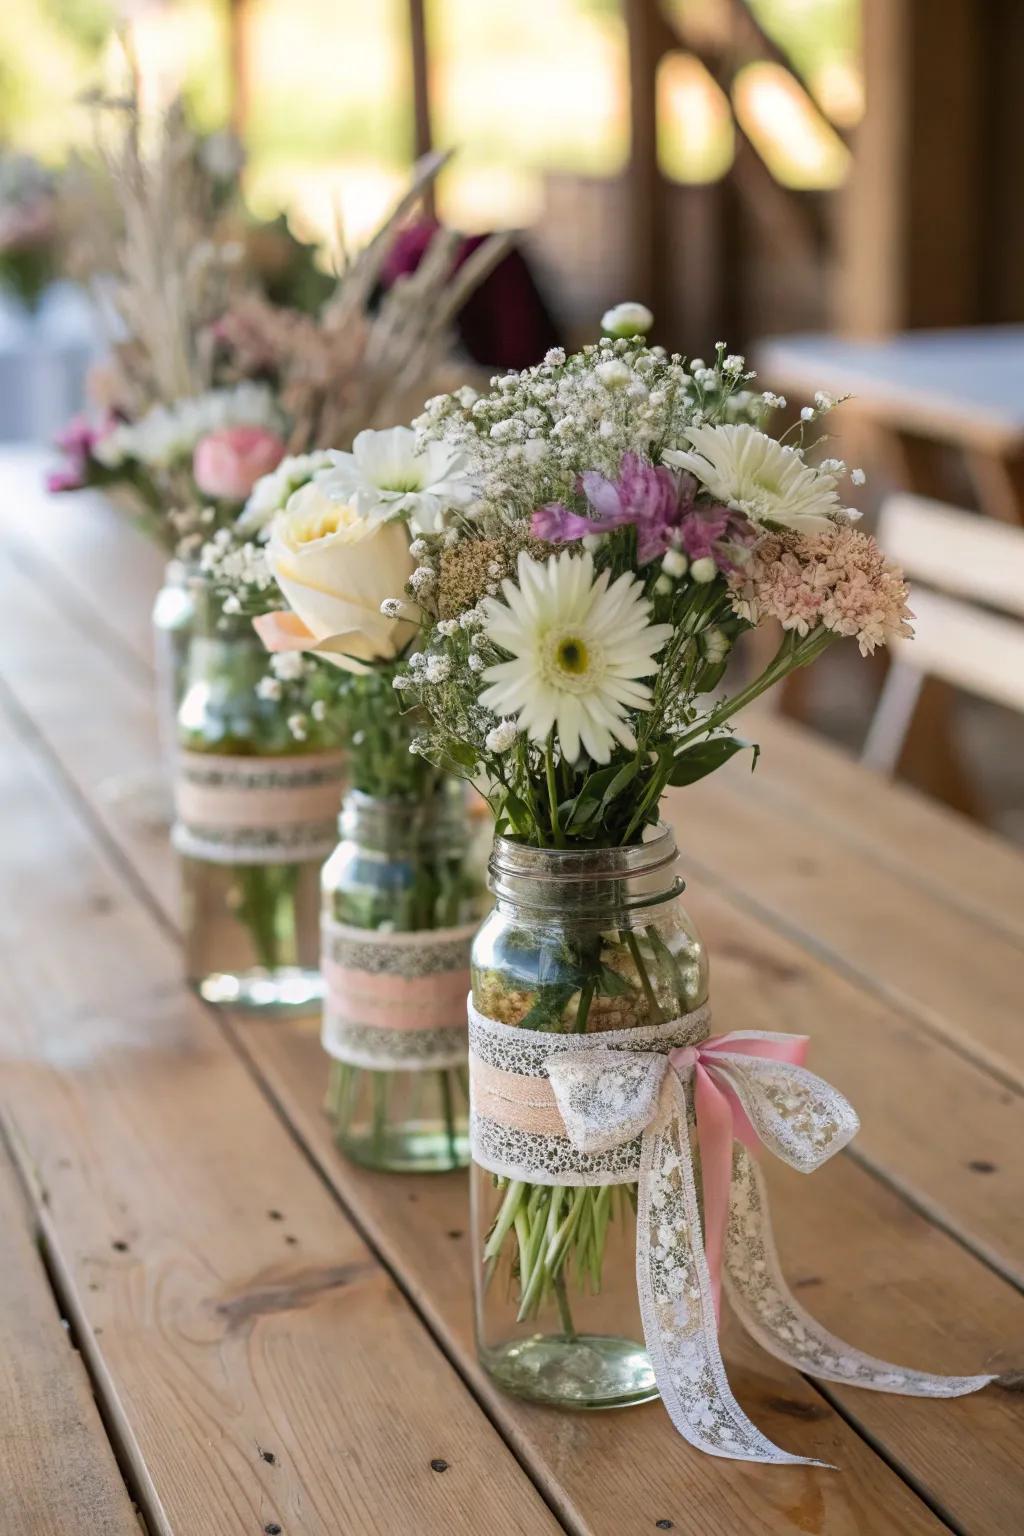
[322,920,478,1071]
[468,1002,994,1467]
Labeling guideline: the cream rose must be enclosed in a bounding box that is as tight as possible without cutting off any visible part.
[254,481,417,672]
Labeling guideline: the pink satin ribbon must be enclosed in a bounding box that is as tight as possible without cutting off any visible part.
[669,1031,808,1322]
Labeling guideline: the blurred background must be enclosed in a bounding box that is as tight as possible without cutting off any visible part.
[3,0,1023,833]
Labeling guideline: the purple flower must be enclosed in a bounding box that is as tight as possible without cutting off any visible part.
[531,451,759,571]
[533,452,684,564]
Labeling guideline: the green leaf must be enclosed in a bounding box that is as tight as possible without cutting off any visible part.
[516,981,581,1031]
[595,963,633,998]
[668,736,759,787]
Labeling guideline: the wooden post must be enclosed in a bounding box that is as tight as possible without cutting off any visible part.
[407,0,436,216]
[227,0,252,144]
[837,0,982,335]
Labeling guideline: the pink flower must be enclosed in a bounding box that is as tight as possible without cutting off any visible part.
[46,412,117,494]
[193,425,286,503]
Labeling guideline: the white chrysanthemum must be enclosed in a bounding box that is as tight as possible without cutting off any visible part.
[479,550,673,764]
[315,426,473,534]
[664,422,844,532]
[94,383,282,469]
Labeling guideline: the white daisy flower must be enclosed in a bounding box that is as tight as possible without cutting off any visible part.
[478,550,673,764]
[237,451,334,537]
[314,426,473,534]
[664,422,844,532]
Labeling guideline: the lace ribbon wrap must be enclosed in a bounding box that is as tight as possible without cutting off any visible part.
[322,920,478,1071]
[173,750,346,864]
[468,1001,994,1467]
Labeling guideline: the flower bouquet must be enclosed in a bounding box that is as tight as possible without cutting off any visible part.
[205,428,487,1159]
[362,308,984,1459]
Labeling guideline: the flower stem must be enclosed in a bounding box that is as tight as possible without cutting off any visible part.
[545,734,565,847]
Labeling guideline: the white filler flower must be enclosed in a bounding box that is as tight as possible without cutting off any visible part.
[479,549,673,763]
[664,422,844,532]
[316,426,472,534]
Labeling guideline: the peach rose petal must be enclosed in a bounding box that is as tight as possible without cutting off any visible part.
[252,611,318,652]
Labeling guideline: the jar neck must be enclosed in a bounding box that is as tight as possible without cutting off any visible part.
[488,828,683,920]
[340,784,470,855]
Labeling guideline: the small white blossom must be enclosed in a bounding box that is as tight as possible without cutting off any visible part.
[653,574,673,596]
[544,347,566,366]
[424,655,451,683]
[662,548,688,579]
[814,391,834,410]
[485,719,519,753]
[409,538,428,559]
[702,626,731,663]
[436,618,459,637]
[601,302,653,338]
[256,676,282,701]
[287,713,308,741]
[408,652,425,669]
[311,699,327,722]
[468,653,485,673]
[393,674,411,690]
[819,458,845,474]
[801,406,816,421]
[271,652,307,682]
[595,358,632,390]
[222,594,242,615]
[380,598,403,618]
[851,467,867,486]
[690,556,717,584]
[761,391,787,409]
[723,354,745,374]
[409,565,436,594]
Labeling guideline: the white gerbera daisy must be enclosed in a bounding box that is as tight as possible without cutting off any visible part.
[664,422,844,532]
[315,426,472,534]
[479,550,673,764]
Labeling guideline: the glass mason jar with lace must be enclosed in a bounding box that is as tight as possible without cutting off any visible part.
[469,827,708,1409]
[322,784,487,1172]
[174,582,345,1011]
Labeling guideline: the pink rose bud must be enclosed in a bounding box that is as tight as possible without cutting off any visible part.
[193,425,286,502]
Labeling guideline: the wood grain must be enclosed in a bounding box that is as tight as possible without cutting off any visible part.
[243,1015,955,1536]
[0,707,561,1536]
[0,1137,142,1536]
[1,503,1022,1281]
[671,777,1024,1091]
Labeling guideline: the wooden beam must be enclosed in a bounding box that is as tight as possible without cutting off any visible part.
[838,0,982,334]
[407,0,436,216]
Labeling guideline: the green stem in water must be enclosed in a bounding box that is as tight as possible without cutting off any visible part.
[623,929,663,1022]
[439,1068,458,1168]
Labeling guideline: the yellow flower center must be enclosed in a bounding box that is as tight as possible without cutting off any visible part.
[541,630,602,693]
[288,500,359,546]
[556,636,588,674]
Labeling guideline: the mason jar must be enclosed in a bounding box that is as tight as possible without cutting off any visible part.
[322,784,487,1172]
[469,827,708,1409]
[152,558,196,775]
[174,583,344,1011]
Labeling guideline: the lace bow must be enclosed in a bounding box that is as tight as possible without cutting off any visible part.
[470,1006,994,1467]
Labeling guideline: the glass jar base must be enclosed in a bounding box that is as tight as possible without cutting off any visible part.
[481,1334,658,1409]
[194,967,325,1013]
[335,1121,470,1174]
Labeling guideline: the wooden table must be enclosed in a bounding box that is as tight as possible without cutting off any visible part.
[2,447,1022,1535]
[755,327,1024,524]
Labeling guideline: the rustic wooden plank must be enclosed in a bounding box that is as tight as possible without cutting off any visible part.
[0,1135,143,1536]
[0,484,958,1531]
[743,713,1024,947]
[671,776,1024,1092]
[2,521,1022,1286]
[242,1015,1022,1536]
[0,707,562,1536]
[8,451,1024,1523]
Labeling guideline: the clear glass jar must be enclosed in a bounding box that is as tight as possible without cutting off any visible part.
[175,585,343,1012]
[152,559,196,774]
[322,785,486,1172]
[470,827,708,1409]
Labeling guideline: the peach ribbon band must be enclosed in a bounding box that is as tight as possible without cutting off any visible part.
[173,750,345,864]
[321,919,478,1071]
[468,1001,995,1467]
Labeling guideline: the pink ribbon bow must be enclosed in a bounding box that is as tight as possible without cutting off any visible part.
[669,1031,808,1321]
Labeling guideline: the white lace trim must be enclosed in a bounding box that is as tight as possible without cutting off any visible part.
[468,1002,994,1466]
[322,920,477,1072]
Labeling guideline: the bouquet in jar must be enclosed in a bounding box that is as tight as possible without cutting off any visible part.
[384,305,914,1410]
[204,428,489,1160]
